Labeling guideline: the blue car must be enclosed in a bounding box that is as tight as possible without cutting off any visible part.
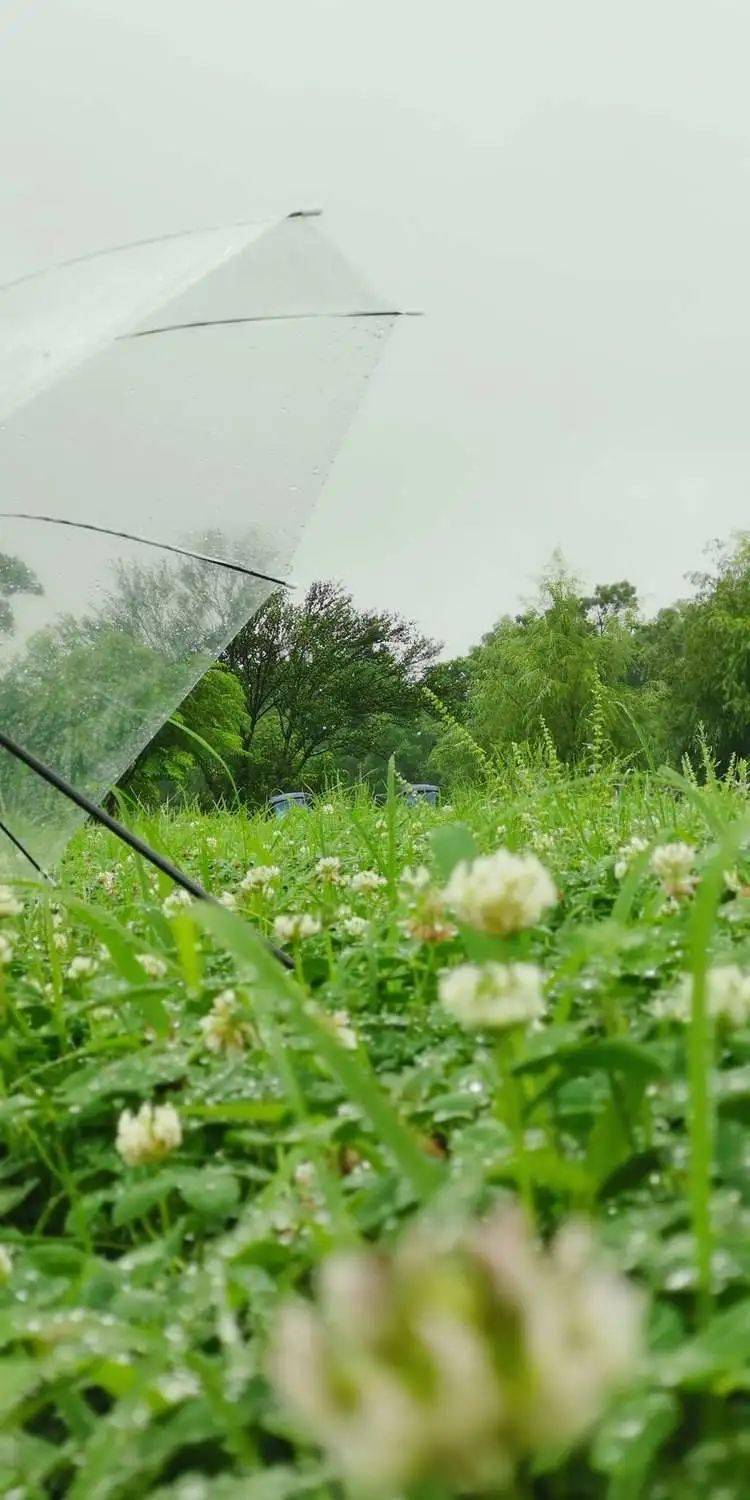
[268,791,312,818]
[402,783,439,806]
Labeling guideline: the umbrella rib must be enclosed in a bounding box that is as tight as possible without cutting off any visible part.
[0,814,51,881]
[0,514,293,588]
[123,309,421,340]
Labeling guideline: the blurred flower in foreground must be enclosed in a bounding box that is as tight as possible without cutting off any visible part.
[116,1102,182,1166]
[269,1205,642,1495]
[657,965,750,1029]
[326,1008,358,1050]
[0,886,22,918]
[650,842,697,899]
[0,933,14,965]
[439,961,545,1030]
[0,1244,12,1280]
[443,850,556,935]
[274,913,322,943]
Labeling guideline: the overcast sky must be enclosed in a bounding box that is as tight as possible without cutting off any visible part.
[3,0,750,653]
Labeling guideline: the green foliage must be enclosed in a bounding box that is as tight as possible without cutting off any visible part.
[467,558,640,764]
[0,769,747,1494]
[125,534,750,812]
[637,535,750,765]
[0,551,42,634]
[127,666,248,805]
[222,579,438,798]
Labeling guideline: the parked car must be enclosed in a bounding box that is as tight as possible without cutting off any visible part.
[268,791,312,817]
[402,782,439,806]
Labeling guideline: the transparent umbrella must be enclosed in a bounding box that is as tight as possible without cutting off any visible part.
[0,211,406,890]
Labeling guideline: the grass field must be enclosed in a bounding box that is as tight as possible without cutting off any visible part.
[2,756,750,1498]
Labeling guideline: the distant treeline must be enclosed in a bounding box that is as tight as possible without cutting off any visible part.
[127,533,750,803]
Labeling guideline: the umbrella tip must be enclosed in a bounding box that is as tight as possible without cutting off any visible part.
[288,208,323,218]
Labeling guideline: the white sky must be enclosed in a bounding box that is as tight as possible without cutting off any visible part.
[3,0,750,652]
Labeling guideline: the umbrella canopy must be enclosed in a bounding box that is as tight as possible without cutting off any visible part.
[0,212,400,872]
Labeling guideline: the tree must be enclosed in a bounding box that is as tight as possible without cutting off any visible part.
[422,656,474,720]
[125,665,249,804]
[638,534,750,765]
[467,560,640,763]
[0,552,42,635]
[582,580,638,635]
[223,580,439,794]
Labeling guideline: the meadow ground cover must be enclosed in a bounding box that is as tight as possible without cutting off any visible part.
[2,757,750,1496]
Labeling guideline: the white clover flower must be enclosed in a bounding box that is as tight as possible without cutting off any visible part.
[328,1008,358,1050]
[314,856,345,885]
[269,1204,642,1495]
[218,890,238,910]
[439,961,545,1030]
[401,874,457,944]
[96,870,117,894]
[240,864,280,893]
[341,915,369,939]
[614,836,649,880]
[199,989,253,1054]
[443,850,556,935]
[0,1244,12,1281]
[116,1102,182,1166]
[349,869,387,894]
[206,836,218,851]
[162,889,193,917]
[294,1159,317,1191]
[0,886,22,918]
[136,953,168,980]
[293,1160,322,1213]
[0,933,14,966]
[403,911,458,944]
[650,842,697,898]
[400,865,431,892]
[52,932,68,952]
[532,832,555,854]
[274,913,322,943]
[659,965,750,1028]
[66,955,97,981]
[157,1370,201,1404]
[320,803,335,815]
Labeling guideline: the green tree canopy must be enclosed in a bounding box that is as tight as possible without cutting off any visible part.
[467,561,639,762]
[0,552,42,635]
[222,579,439,794]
